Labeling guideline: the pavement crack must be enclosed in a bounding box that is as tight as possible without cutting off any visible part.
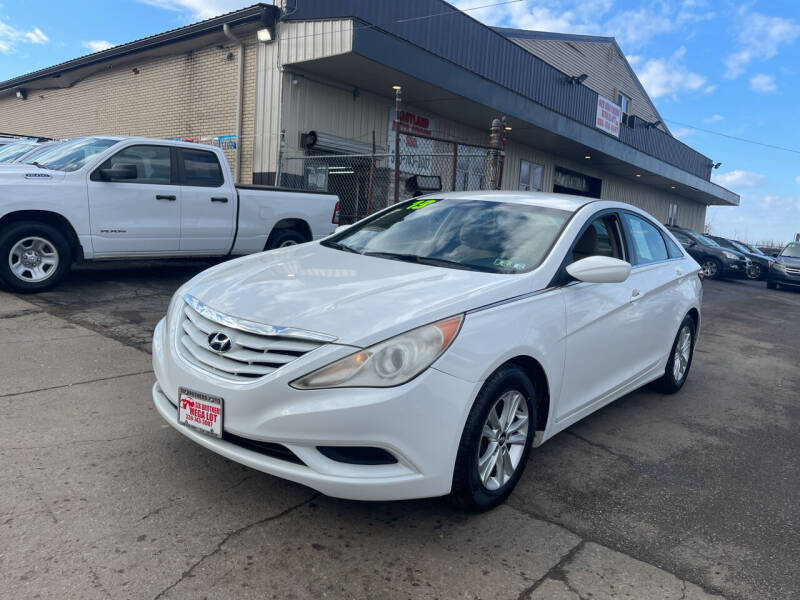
[151,492,319,600]
[515,540,586,600]
[0,308,42,319]
[0,370,153,399]
[566,430,639,467]
[0,432,146,452]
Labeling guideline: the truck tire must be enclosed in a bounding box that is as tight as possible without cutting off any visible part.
[0,221,72,293]
[265,228,308,250]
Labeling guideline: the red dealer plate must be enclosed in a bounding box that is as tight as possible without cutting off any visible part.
[178,387,223,438]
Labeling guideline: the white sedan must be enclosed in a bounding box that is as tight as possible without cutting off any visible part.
[152,191,702,511]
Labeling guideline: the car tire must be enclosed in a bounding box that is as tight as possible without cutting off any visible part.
[0,221,72,293]
[265,228,308,250]
[766,280,777,290]
[449,364,536,512]
[746,264,762,280]
[700,257,722,280]
[654,315,696,394]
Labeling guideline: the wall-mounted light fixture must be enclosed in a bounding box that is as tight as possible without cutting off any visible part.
[257,26,275,43]
[647,120,663,129]
[713,162,722,169]
[568,74,588,85]
[15,89,26,100]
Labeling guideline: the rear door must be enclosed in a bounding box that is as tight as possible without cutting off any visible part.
[178,147,235,253]
[620,212,683,378]
[87,144,180,254]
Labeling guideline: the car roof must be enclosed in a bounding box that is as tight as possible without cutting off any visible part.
[431,190,593,212]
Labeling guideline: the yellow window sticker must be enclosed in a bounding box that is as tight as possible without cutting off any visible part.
[407,199,437,210]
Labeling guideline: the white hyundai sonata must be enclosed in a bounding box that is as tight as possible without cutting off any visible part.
[152,191,702,511]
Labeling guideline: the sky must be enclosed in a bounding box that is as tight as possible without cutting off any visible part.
[0,0,798,244]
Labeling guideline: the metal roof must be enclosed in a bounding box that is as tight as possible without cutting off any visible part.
[0,4,278,93]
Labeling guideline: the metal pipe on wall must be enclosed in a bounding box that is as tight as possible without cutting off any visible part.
[223,22,244,184]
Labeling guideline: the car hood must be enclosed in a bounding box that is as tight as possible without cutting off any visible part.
[182,243,534,347]
[777,255,800,267]
[0,166,65,182]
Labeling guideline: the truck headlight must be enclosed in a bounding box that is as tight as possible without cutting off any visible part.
[772,262,786,271]
[290,315,463,389]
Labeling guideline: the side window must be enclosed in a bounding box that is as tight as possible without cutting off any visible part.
[93,145,171,184]
[181,148,224,187]
[572,214,624,262]
[664,235,684,258]
[623,213,668,265]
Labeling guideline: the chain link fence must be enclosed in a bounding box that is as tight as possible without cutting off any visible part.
[278,132,501,224]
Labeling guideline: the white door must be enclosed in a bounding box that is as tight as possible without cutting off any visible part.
[87,144,180,254]
[558,212,639,421]
[620,212,682,378]
[178,147,235,253]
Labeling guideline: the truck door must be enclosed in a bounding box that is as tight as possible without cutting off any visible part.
[177,147,235,253]
[87,144,180,254]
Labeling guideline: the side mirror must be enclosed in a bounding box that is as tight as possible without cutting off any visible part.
[566,256,631,284]
[334,224,352,234]
[99,163,137,181]
[772,253,778,258]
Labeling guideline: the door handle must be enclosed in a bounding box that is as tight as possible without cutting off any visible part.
[156,194,176,201]
[211,197,229,203]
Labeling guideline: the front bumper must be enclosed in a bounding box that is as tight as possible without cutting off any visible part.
[152,319,479,501]
[768,267,800,287]
[723,259,749,278]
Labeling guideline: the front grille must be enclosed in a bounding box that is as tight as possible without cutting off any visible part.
[177,299,326,381]
[224,432,305,465]
[785,266,800,275]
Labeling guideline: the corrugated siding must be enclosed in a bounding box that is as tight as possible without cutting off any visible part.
[506,38,662,128]
[281,19,353,64]
[284,0,713,181]
[253,28,283,176]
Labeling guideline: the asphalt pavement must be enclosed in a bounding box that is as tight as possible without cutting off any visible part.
[2,260,798,599]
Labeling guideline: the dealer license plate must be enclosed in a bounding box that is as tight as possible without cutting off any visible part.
[178,387,223,438]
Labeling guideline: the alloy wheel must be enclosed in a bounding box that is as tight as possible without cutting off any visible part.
[279,240,299,247]
[672,325,692,383]
[8,236,60,283]
[701,260,718,278]
[747,264,762,280]
[476,390,529,491]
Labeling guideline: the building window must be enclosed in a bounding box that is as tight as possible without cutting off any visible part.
[667,203,678,226]
[518,159,543,191]
[616,92,632,126]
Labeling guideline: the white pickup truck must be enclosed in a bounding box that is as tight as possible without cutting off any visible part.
[0,136,339,292]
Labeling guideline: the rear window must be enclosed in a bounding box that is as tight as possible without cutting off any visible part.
[181,149,223,187]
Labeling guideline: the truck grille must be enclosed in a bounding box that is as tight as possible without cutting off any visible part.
[177,296,329,381]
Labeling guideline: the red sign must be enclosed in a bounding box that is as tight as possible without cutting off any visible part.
[595,96,621,138]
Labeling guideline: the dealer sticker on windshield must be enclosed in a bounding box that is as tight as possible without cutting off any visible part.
[178,387,223,438]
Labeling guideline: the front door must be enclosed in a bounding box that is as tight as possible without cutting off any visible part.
[558,212,638,421]
[178,147,236,253]
[87,144,180,255]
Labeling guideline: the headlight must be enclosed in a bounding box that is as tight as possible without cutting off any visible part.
[722,251,738,260]
[290,315,463,389]
[772,262,786,271]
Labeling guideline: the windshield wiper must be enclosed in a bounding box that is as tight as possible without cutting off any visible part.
[323,240,361,254]
[363,252,485,272]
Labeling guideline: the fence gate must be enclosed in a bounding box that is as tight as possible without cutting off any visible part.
[279,130,500,224]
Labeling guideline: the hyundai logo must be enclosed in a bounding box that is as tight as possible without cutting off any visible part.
[207,331,232,353]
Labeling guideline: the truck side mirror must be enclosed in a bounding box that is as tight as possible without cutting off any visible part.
[99,163,137,181]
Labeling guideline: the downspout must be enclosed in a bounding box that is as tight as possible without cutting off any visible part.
[223,22,244,184]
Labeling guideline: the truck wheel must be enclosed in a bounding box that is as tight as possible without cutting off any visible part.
[265,228,308,250]
[0,221,72,293]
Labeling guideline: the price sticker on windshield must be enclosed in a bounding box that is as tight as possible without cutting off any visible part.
[407,199,438,210]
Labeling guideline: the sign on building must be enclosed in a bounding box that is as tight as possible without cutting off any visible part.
[388,107,436,175]
[595,96,621,138]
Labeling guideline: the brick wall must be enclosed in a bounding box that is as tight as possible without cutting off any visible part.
[0,29,258,183]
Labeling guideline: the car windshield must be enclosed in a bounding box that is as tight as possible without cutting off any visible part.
[780,243,800,258]
[0,142,37,163]
[323,198,572,274]
[729,240,751,254]
[739,242,765,255]
[28,137,117,172]
[685,230,720,247]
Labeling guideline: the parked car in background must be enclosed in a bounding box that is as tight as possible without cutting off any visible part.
[667,226,749,280]
[767,242,800,290]
[709,235,773,280]
[153,192,703,511]
[0,139,59,165]
[0,136,339,292]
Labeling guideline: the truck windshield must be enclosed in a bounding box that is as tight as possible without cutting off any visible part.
[780,243,800,258]
[323,198,572,274]
[0,142,36,163]
[28,137,117,172]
